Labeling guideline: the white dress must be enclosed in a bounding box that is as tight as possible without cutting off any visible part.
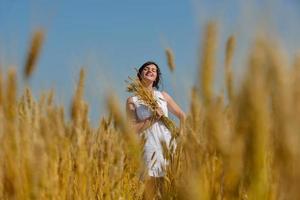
[131,90,175,177]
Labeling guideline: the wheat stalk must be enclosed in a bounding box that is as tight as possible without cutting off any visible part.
[165,48,176,72]
[126,76,179,137]
[199,21,218,104]
[24,29,45,79]
[0,68,3,107]
[225,35,236,102]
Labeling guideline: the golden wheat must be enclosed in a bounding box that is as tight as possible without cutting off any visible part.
[225,35,236,102]
[199,21,218,105]
[165,48,176,72]
[24,29,45,79]
[0,22,300,200]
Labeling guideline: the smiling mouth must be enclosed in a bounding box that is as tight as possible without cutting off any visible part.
[145,73,154,77]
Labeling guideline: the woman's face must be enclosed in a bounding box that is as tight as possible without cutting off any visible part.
[140,64,158,83]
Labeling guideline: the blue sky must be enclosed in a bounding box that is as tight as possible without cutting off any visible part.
[1,0,300,125]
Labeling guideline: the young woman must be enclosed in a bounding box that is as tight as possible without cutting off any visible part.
[126,61,186,197]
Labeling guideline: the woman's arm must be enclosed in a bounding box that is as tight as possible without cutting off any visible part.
[161,91,186,127]
[126,97,161,133]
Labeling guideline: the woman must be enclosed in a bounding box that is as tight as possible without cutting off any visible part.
[126,61,186,198]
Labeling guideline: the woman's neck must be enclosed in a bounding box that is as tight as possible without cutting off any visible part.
[141,80,154,91]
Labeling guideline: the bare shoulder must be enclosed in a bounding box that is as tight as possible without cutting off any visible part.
[126,96,136,115]
[126,96,135,105]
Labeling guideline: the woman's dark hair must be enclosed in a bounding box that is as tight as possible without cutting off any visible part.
[137,61,161,89]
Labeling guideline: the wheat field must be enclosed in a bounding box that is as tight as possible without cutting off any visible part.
[1,22,300,199]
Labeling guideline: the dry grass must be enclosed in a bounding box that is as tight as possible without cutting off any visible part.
[0,23,300,199]
[24,29,45,80]
[225,35,236,102]
[165,48,176,72]
[199,22,218,105]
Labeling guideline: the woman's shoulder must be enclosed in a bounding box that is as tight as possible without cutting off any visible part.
[126,95,138,104]
[126,96,133,103]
